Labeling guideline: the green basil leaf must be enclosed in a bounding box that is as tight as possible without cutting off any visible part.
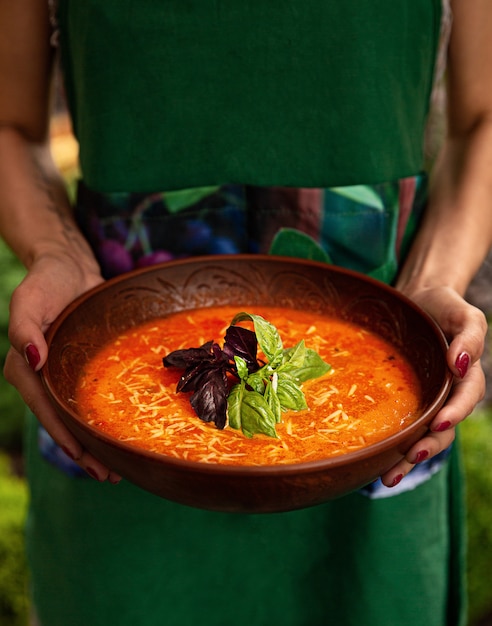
[282,347,331,382]
[245,370,267,394]
[234,355,249,380]
[239,390,277,438]
[280,340,306,371]
[227,382,244,430]
[231,312,283,364]
[264,378,282,423]
[276,376,308,411]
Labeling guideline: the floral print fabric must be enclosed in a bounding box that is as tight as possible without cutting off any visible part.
[74,176,427,284]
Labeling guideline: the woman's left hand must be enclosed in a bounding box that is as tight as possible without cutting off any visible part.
[380,285,487,488]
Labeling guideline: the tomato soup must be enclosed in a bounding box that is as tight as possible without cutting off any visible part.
[75,306,421,465]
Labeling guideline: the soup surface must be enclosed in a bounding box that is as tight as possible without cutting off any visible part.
[75,306,421,465]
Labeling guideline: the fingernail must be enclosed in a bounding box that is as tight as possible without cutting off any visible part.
[109,475,122,485]
[414,450,429,464]
[25,344,41,371]
[455,352,470,379]
[390,474,404,488]
[61,445,77,461]
[433,420,452,432]
[86,466,102,481]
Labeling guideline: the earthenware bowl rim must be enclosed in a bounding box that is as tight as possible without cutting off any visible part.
[41,254,454,477]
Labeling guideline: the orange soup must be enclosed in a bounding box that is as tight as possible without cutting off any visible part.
[75,306,421,465]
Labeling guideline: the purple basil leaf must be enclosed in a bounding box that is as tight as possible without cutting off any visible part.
[212,342,224,358]
[190,369,229,429]
[163,341,214,369]
[177,349,228,392]
[176,363,209,393]
[223,326,259,372]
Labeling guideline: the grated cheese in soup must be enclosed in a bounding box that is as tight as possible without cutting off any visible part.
[75,306,421,465]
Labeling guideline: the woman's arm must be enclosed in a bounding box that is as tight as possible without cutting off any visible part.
[383,0,492,487]
[0,2,117,482]
[0,2,98,278]
[399,0,492,296]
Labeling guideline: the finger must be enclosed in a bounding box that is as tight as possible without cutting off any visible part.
[8,261,104,371]
[410,287,488,376]
[430,360,485,432]
[400,285,487,375]
[8,278,52,370]
[380,427,456,488]
[443,305,488,378]
[75,450,122,484]
[404,427,456,468]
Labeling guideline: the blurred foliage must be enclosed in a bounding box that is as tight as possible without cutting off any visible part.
[0,454,29,626]
[461,409,492,625]
[0,239,26,451]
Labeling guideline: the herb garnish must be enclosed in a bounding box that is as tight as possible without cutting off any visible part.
[163,312,330,438]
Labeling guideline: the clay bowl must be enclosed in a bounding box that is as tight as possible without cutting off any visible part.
[41,255,452,513]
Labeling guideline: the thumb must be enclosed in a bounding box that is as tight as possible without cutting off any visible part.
[8,276,55,371]
[437,299,487,380]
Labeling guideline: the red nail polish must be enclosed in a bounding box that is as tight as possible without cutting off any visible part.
[414,450,429,464]
[434,420,452,432]
[455,352,470,379]
[86,466,101,481]
[391,474,404,488]
[61,445,76,461]
[25,344,41,371]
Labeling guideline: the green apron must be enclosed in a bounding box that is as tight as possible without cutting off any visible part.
[26,412,465,626]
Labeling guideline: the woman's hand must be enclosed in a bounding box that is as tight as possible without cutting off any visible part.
[380,285,487,488]
[4,250,122,483]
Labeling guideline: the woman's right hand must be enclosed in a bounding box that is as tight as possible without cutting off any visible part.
[4,250,122,483]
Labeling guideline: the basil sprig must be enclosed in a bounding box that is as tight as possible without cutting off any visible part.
[163,312,330,438]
